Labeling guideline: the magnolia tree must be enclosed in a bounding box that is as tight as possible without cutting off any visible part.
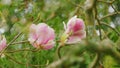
[0,0,120,68]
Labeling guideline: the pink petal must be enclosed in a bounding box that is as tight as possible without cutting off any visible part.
[67,36,81,44]
[36,23,55,44]
[64,16,86,44]
[74,30,86,39]
[28,24,38,43]
[73,19,85,32]
[67,31,86,44]
[0,36,7,51]
[67,16,77,33]
[41,40,55,50]
[28,23,55,49]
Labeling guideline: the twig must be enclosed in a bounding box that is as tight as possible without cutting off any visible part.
[6,49,39,53]
[101,22,120,36]
[57,45,63,59]
[111,4,119,13]
[47,57,68,68]
[88,53,99,68]
[10,40,29,45]
[49,39,120,67]
[99,12,120,20]
[94,2,102,40]
[5,53,48,67]
[98,0,115,4]
[47,56,85,68]
[66,39,120,63]
[7,32,23,46]
[33,12,41,23]
[84,0,97,39]
[67,0,83,9]
[57,43,75,59]
[0,32,23,56]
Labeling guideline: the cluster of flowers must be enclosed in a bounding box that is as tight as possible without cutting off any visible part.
[0,16,86,51]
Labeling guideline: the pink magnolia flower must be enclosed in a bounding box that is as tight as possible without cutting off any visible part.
[0,35,7,51]
[63,16,86,44]
[28,23,55,50]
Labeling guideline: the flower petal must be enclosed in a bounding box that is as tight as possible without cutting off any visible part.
[28,23,55,50]
[0,36,7,51]
[41,40,55,50]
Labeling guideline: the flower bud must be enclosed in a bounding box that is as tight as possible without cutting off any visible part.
[0,35,7,51]
[28,23,55,50]
[62,16,86,44]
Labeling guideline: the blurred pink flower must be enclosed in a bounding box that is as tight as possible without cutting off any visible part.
[28,23,55,50]
[64,16,86,44]
[0,35,7,51]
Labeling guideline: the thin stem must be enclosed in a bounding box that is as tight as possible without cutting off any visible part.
[11,40,29,45]
[88,53,99,68]
[57,45,63,59]
[101,22,120,36]
[100,12,120,20]
[57,43,79,59]
[47,57,68,68]
[7,32,23,46]
[0,32,23,56]
[6,49,39,53]
[94,2,102,40]
[66,40,120,63]
[33,12,41,23]
[98,0,115,4]
[111,4,119,13]
[5,53,48,67]
[5,54,25,65]
[67,0,83,10]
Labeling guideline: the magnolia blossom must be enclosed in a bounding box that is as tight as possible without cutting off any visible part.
[63,16,86,44]
[28,23,55,50]
[0,35,7,51]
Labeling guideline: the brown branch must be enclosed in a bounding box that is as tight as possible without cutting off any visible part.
[10,40,29,45]
[5,54,48,67]
[7,32,23,46]
[67,0,83,9]
[47,56,85,68]
[33,12,41,23]
[88,53,99,68]
[101,22,120,36]
[94,2,102,40]
[99,12,120,20]
[47,57,68,68]
[57,45,63,59]
[0,32,23,56]
[57,43,75,59]
[98,0,115,4]
[6,49,39,53]
[66,39,120,63]
[111,4,119,13]
[84,0,97,39]
[49,39,120,67]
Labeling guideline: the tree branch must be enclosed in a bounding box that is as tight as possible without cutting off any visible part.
[99,12,120,20]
